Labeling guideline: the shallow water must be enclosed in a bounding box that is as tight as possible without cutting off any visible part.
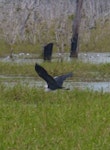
[0,76,110,92]
[65,81,110,92]
[0,52,110,64]
[55,52,110,64]
[78,52,110,64]
[0,52,110,92]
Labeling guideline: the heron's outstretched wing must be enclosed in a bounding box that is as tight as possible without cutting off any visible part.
[54,72,73,87]
[35,64,61,90]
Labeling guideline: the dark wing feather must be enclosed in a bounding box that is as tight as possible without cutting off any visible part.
[35,63,49,81]
[54,72,73,87]
[35,64,61,90]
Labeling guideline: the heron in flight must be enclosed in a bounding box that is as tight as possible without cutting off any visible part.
[35,63,73,91]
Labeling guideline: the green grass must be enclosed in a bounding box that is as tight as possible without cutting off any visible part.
[0,84,110,150]
[0,60,110,149]
[0,14,110,150]
[0,61,110,82]
[0,40,42,57]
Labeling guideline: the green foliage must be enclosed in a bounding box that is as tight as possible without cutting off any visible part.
[0,84,110,150]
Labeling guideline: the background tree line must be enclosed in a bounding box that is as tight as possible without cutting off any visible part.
[0,0,110,56]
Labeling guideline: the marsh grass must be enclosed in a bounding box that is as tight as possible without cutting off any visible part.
[80,21,110,52]
[0,61,110,82]
[0,40,42,57]
[0,13,110,149]
[0,19,110,58]
[0,84,110,150]
[0,55,110,149]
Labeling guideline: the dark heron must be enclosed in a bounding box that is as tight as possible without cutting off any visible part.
[35,63,73,91]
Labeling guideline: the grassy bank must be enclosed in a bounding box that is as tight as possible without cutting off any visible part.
[0,40,42,57]
[0,61,110,82]
[0,84,110,150]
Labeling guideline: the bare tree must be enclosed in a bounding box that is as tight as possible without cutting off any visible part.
[70,0,83,58]
[19,0,41,43]
[0,0,41,57]
[1,2,20,58]
[0,0,110,57]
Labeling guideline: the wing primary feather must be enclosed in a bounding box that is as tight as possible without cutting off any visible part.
[54,72,73,87]
[35,63,61,90]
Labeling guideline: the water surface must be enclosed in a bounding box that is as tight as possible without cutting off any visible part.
[0,76,110,92]
[0,52,110,64]
[0,52,110,92]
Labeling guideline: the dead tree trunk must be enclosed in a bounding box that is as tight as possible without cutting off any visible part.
[70,0,83,58]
